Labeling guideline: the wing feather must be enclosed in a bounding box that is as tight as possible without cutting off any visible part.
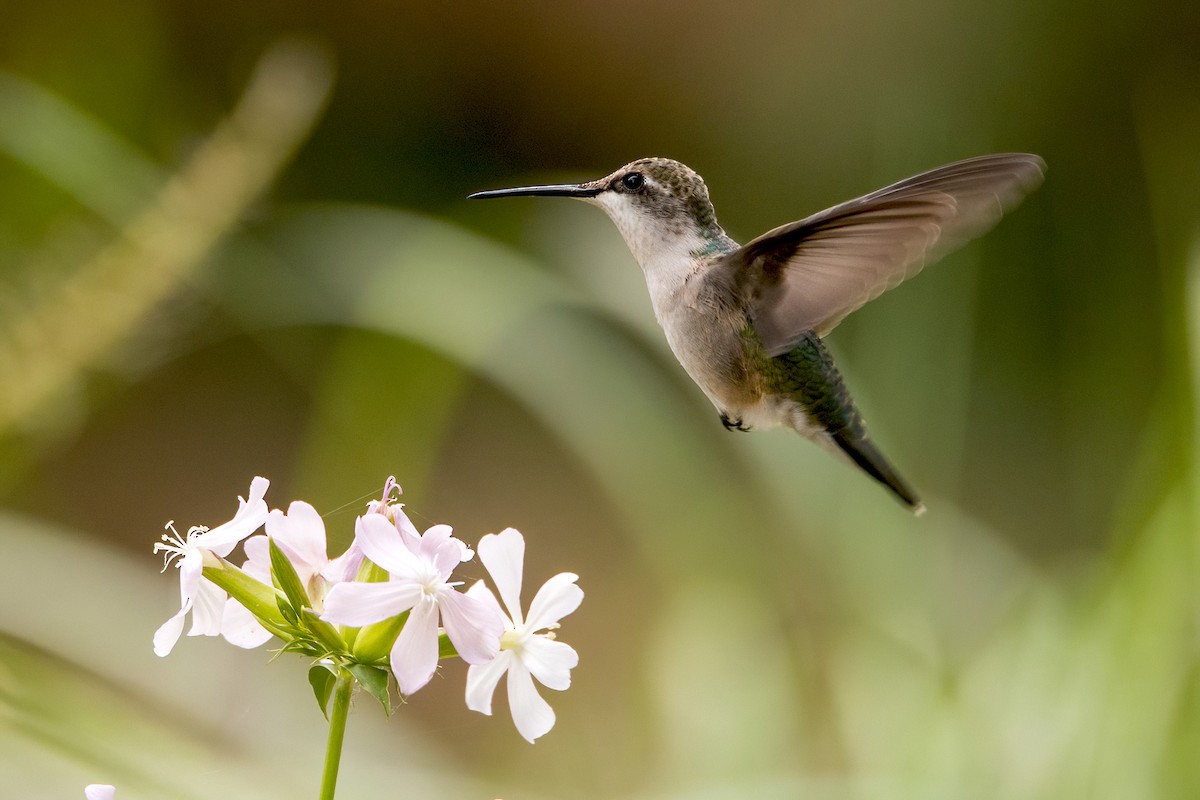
[723,153,1045,356]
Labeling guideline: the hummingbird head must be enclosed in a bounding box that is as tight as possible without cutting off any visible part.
[470,158,730,270]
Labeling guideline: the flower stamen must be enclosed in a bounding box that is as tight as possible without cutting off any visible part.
[153,521,204,571]
[367,477,406,522]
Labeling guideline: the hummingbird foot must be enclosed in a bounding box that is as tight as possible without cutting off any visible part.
[720,413,753,432]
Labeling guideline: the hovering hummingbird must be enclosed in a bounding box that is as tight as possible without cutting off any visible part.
[469,154,1045,513]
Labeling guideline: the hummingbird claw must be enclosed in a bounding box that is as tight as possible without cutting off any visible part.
[720,413,752,432]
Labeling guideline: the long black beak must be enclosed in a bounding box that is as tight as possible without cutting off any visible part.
[468,183,602,200]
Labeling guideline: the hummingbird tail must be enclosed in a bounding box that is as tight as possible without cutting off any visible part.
[830,430,926,515]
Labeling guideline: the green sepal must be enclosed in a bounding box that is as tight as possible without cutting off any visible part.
[276,596,300,625]
[302,607,348,656]
[269,537,311,617]
[351,609,408,663]
[201,556,290,636]
[438,633,458,660]
[280,639,324,659]
[308,663,337,719]
[347,663,392,715]
[341,624,361,651]
[357,557,390,583]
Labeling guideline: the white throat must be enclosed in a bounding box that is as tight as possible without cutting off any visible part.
[590,193,706,311]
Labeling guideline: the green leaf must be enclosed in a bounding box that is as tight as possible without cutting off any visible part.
[269,536,311,616]
[351,610,408,663]
[308,663,337,720]
[347,663,392,715]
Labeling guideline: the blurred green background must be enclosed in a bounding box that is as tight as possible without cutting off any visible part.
[2,1,1199,798]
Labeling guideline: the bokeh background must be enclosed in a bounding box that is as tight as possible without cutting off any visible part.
[2,1,1199,798]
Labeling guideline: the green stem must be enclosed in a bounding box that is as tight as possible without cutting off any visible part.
[318,668,354,800]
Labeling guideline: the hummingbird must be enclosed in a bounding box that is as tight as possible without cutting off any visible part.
[469,153,1045,513]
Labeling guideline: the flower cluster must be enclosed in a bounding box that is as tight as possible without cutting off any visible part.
[154,476,582,742]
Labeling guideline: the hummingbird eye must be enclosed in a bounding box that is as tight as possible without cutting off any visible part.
[620,172,646,192]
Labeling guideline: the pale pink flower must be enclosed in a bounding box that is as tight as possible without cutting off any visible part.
[321,513,502,695]
[152,477,269,656]
[223,499,365,647]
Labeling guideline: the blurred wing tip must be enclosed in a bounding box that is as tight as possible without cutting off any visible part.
[971,151,1045,167]
[995,152,1048,190]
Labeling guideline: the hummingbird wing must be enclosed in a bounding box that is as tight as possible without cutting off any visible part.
[722,153,1045,356]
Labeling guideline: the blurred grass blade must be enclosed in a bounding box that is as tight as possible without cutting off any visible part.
[0,37,334,434]
[0,71,163,224]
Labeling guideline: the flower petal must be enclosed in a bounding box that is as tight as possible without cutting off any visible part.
[391,506,423,552]
[439,590,503,665]
[323,540,364,584]
[451,538,474,563]
[321,580,422,626]
[417,524,463,578]
[391,599,439,695]
[266,501,328,573]
[202,476,270,556]
[507,660,556,742]
[220,597,273,649]
[85,785,116,800]
[178,550,204,601]
[187,578,226,637]
[153,604,189,657]
[465,580,506,621]
[354,513,422,578]
[478,529,525,625]
[465,650,512,716]
[524,573,583,632]
[240,535,272,582]
[520,637,578,691]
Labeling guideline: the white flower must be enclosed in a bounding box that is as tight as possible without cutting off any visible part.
[321,513,503,695]
[465,528,582,742]
[85,784,115,800]
[152,477,269,657]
